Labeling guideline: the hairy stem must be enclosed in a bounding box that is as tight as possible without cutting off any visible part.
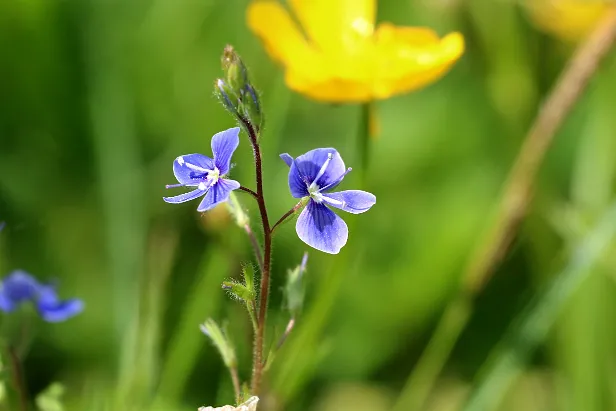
[7,345,27,411]
[275,317,296,351]
[229,365,242,405]
[244,224,264,273]
[394,8,616,411]
[238,185,259,199]
[241,120,272,396]
[248,301,259,334]
[270,201,304,235]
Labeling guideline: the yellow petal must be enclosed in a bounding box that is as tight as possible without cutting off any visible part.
[289,0,376,53]
[373,26,464,99]
[525,0,609,42]
[247,1,320,74]
[285,71,373,103]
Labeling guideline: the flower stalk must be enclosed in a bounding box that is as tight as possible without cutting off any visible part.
[6,345,28,411]
[270,200,305,235]
[242,119,272,395]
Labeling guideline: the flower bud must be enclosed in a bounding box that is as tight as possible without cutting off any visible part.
[222,45,249,94]
[216,45,263,134]
[215,78,239,117]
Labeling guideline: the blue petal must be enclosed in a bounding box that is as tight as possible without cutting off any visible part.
[288,160,309,198]
[294,148,346,189]
[173,154,215,185]
[280,153,294,168]
[296,200,348,254]
[211,127,240,175]
[163,186,208,204]
[36,285,84,322]
[321,190,376,214]
[197,178,240,212]
[0,270,39,304]
[0,290,16,312]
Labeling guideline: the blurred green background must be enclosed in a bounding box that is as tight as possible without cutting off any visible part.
[2,0,616,410]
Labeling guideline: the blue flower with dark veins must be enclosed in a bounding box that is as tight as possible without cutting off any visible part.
[280,148,376,254]
[164,127,241,212]
[0,270,84,322]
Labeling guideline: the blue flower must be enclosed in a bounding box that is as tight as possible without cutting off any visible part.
[0,270,84,322]
[164,127,241,212]
[280,148,376,254]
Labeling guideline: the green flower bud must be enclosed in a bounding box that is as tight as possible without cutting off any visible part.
[222,45,249,94]
[215,78,239,117]
[216,45,263,134]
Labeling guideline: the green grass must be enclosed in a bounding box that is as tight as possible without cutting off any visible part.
[1,1,616,410]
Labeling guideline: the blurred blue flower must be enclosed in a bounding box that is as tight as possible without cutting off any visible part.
[280,148,376,254]
[0,221,5,232]
[0,270,84,322]
[164,127,241,212]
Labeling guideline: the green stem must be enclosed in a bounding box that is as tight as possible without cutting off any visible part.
[247,301,259,335]
[229,365,242,405]
[243,223,264,274]
[357,102,372,186]
[7,345,27,411]
[270,201,304,235]
[393,8,616,411]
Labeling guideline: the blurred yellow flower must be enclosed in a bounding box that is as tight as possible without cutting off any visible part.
[525,0,610,42]
[247,0,464,103]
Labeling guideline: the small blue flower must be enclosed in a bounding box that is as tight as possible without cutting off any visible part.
[164,127,242,212]
[0,222,5,232]
[280,148,376,254]
[0,270,84,322]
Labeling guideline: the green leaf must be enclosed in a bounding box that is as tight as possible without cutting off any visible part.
[35,383,65,411]
[284,252,309,317]
[200,319,237,369]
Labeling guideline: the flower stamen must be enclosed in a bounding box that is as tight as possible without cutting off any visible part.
[184,162,210,173]
[323,196,346,208]
[308,153,333,191]
[318,167,352,193]
[165,183,187,189]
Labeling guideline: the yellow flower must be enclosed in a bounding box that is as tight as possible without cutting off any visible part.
[247,0,464,103]
[525,0,610,42]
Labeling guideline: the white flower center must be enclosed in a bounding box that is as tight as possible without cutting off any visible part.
[207,167,220,185]
[194,166,220,191]
[308,183,324,203]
